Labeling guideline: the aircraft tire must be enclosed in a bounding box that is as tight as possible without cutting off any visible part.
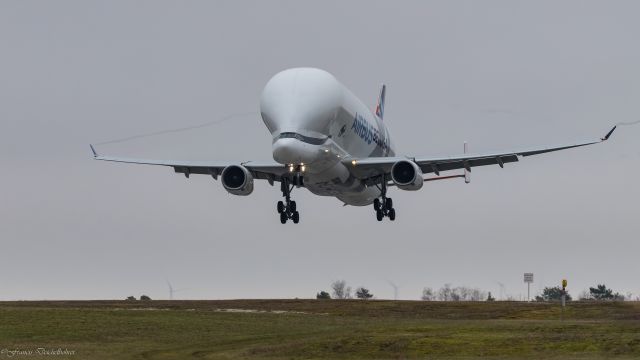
[277,201,285,213]
[386,198,393,210]
[280,212,287,224]
[389,208,396,221]
[373,198,381,211]
[376,210,383,221]
[292,211,300,224]
[290,201,297,212]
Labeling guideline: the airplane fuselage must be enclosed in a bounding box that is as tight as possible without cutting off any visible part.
[261,68,395,206]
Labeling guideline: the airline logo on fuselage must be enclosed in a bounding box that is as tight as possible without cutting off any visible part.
[351,113,389,153]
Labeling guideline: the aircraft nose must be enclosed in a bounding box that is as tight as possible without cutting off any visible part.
[272,138,319,165]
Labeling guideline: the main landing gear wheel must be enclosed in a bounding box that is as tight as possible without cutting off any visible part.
[385,198,393,210]
[277,178,301,224]
[373,174,397,222]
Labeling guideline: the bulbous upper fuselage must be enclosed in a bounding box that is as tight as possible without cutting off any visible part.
[260,68,394,168]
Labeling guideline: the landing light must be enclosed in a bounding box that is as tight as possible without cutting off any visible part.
[289,165,294,172]
[351,160,357,166]
[301,165,306,172]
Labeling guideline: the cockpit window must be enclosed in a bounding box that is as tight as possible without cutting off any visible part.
[277,132,328,145]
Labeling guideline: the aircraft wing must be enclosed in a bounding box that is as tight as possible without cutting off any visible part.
[344,126,616,183]
[90,145,288,184]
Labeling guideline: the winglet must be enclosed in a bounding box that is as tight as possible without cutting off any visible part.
[601,126,616,141]
[90,144,98,157]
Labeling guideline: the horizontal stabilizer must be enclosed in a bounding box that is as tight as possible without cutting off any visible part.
[375,84,386,120]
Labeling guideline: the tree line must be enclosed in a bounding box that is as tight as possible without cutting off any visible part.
[317,280,374,300]
[315,281,631,301]
[536,284,627,302]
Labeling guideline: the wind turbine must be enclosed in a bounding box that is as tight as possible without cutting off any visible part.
[387,281,398,300]
[497,282,506,300]
[165,279,188,300]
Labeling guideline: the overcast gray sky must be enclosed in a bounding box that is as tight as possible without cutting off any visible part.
[1,1,638,301]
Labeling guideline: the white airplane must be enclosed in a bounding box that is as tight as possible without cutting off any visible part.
[91,68,616,224]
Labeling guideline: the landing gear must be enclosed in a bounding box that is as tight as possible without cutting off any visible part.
[385,197,393,210]
[278,178,300,224]
[373,198,381,211]
[373,175,396,221]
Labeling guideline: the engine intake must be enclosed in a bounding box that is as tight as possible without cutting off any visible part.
[391,160,423,191]
[221,165,254,196]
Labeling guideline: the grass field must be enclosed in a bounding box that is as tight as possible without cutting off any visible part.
[1,300,639,359]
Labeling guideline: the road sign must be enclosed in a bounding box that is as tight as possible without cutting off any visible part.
[524,273,534,302]
[524,273,534,283]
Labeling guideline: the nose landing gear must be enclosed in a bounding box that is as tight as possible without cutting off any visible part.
[374,175,396,221]
[277,177,301,224]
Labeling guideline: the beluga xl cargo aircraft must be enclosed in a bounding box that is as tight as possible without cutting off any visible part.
[91,68,616,224]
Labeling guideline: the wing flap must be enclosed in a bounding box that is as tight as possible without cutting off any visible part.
[345,153,520,179]
[421,154,520,174]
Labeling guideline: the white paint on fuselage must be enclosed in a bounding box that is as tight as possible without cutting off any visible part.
[260,68,396,206]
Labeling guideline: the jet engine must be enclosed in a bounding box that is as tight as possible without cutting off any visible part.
[391,160,423,191]
[221,165,254,195]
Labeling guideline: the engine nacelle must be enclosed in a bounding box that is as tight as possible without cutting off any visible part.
[221,165,254,196]
[391,160,423,191]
